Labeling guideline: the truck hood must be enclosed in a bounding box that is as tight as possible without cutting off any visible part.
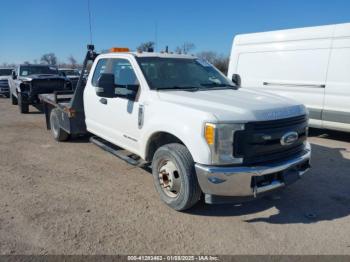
[157,88,307,122]
[19,74,66,81]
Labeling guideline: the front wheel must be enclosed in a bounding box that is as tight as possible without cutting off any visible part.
[50,108,69,141]
[18,93,29,113]
[152,143,202,211]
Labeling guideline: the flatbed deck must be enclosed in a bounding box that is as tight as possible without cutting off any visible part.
[39,91,87,135]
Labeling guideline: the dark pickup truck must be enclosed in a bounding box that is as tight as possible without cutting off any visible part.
[9,64,72,113]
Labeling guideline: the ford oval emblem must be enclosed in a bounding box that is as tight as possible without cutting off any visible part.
[280,131,299,146]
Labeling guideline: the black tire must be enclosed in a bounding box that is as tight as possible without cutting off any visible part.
[18,93,29,113]
[10,92,18,105]
[152,143,202,211]
[50,109,69,141]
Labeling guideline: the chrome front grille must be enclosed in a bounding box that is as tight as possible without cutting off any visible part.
[234,115,308,165]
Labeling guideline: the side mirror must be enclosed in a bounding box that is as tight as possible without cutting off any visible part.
[96,73,116,98]
[12,71,17,80]
[115,84,139,100]
[231,74,241,87]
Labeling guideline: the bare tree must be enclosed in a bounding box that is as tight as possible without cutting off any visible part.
[23,61,30,65]
[175,42,196,54]
[214,56,229,75]
[137,41,155,52]
[68,55,77,68]
[40,53,57,65]
[1,62,16,68]
[197,51,229,74]
[196,51,217,63]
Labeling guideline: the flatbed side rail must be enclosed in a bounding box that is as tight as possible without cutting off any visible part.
[53,90,75,103]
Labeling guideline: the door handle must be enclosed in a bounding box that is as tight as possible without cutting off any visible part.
[99,98,108,105]
[263,82,326,88]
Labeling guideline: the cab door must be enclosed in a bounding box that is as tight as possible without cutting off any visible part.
[84,57,143,153]
[323,33,350,130]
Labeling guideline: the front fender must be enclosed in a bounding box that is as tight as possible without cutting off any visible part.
[140,121,212,165]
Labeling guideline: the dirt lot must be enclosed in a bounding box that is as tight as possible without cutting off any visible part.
[0,97,350,255]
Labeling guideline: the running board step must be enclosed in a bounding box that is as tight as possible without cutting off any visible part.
[90,136,147,167]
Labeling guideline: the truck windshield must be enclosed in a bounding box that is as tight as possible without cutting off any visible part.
[136,57,234,90]
[0,69,13,76]
[60,70,80,76]
[20,66,58,76]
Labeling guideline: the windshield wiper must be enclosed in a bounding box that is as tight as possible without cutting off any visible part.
[155,84,237,92]
[200,83,236,88]
[155,86,200,92]
[200,83,238,89]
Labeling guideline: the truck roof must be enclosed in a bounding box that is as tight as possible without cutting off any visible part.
[234,22,350,46]
[19,64,57,67]
[99,51,197,59]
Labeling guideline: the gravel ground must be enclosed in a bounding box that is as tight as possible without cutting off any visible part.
[0,97,349,255]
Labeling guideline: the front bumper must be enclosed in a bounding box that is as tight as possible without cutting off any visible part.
[195,143,311,203]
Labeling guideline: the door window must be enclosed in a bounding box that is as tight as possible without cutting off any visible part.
[111,59,138,87]
[91,58,139,99]
[92,58,138,87]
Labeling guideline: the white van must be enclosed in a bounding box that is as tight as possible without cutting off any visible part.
[228,23,350,132]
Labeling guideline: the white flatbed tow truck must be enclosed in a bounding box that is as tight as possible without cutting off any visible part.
[39,45,311,211]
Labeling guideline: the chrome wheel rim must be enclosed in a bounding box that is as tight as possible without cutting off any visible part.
[158,160,181,198]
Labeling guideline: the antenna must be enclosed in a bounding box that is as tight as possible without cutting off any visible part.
[154,21,158,52]
[87,0,93,44]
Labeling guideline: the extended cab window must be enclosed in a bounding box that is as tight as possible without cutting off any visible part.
[92,59,107,86]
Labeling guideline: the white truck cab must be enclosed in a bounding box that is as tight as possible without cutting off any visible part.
[43,47,311,211]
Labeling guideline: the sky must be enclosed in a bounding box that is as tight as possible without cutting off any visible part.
[0,0,349,64]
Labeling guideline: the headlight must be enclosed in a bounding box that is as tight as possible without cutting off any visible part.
[20,82,31,91]
[204,123,245,165]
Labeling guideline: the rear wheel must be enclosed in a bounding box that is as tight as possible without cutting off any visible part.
[10,92,18,105]
[50,108,69,141]
[152,143,202,211]
[18,93,29,113]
